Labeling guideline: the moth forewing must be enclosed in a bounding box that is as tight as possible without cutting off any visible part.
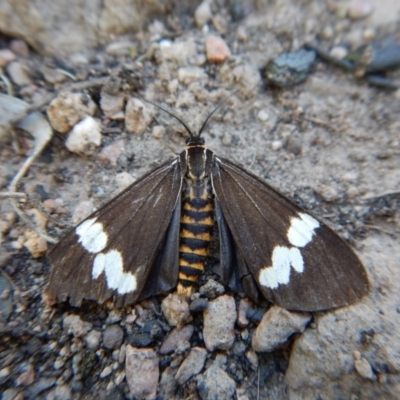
[210,156,369,312]
[45,159,183,307]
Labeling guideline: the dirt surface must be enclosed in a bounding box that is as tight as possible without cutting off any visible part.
[0,1,399,399]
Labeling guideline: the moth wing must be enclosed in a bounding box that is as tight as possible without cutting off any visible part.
[45,159,182,307]
[211,156,369,311]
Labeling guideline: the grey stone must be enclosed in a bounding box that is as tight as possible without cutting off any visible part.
[203,295,236,351]
[199,279,225,299]
[45,384,72,400]
[125,346,159,400]
[63,314,92,338]
[102,324,124,350]
[161,293,192,327]
[125,98,152,134]
[197,365,236,400]
[84,330,101,350]
[251,306,311,352]
[176,347,207,384]
[159,325,194,355]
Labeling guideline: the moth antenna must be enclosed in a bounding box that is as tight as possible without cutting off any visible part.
[137,96,194,139]
[198,90,239,137]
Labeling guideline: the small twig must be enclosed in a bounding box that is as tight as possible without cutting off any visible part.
[0,192,27,200]
[363,191,400,201]
[8,139,57,244]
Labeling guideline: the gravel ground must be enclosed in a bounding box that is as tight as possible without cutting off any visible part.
[0,1,399,399]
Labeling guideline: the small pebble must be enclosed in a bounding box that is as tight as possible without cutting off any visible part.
[175,347,208,384]
[205,35,231,63]
[161,293,192,327]
[203,295,236,351]
[237,298,252,327]
[47,92,96,134]
[63,314,93,338]
[98,140,124,166]
[271,140,283,151]
[330,46,348,60]
[346,186,359,199]
[317,184,339,203]
[257,109,269,122]
[236,26,247,41]
[189,297,208,313]
[24,230,48,258]
[197,365,236,400]
[178,66,207,85]
[101,93,125,119]
[348,0,374,20]
[84,330,101,350]
[45,384,72,400]
[151,125,165,139]
[195,1,212,28]
[354,351,375,380]
[321,26,334,40]
[159,325,194,355]
[40,66,68,84]
[103,325,124,350]
[16,365,35,386]
[100,366,113,379]
[125,98,152,134]
[0,49,16,67]
[72,201,93,224]
[245,350,258,370]
[6,61,31,85]
[65,116,102,156]
[115,172,135,191]
[10,39,30,57]
[125,346,159,400]
[199,279,225,299]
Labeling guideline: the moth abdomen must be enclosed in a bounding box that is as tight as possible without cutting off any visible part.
[177,185,214,295]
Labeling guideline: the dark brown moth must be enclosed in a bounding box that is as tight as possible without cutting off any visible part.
[45,99,369,311]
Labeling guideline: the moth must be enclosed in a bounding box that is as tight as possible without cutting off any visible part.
[45,99,369,311]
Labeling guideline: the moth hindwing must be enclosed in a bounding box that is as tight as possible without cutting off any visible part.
[46,99,369,311]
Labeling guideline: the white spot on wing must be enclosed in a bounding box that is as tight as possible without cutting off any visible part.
[93,250,137,294]
[259,246,291,289]
[259,213,318,289]
[76,218,108,253]
[287,213,320,248]
[259,246,305,289]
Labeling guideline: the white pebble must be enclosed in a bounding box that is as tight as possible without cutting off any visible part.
[65,116,102,156]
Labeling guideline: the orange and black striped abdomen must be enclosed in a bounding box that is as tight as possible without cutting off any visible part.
[177,186,214,296]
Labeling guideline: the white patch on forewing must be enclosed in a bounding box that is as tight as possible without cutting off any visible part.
[93,250,137,294]
[287,213,320,248]
[76,218,108,253]
[259,213,319,289]
[259,246,304,289]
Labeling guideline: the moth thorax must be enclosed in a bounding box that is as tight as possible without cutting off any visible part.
[186,145,207,181]
[177,174,214,296]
